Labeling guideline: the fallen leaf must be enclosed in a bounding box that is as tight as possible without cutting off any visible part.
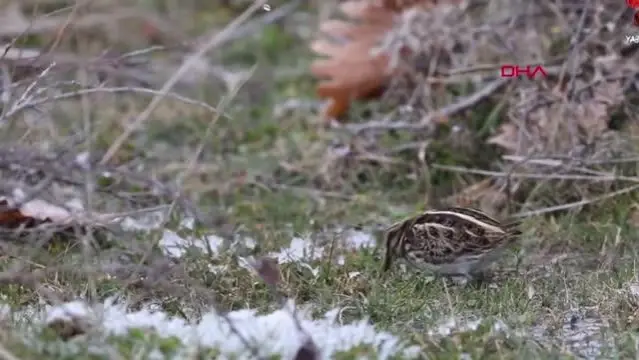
[252,257,281,286]
[311,1,398,121]
[0,194,116,234]
[628,204,639,228]
[486,123,519,153]
[293,337,319,360]
[310,0,460,121]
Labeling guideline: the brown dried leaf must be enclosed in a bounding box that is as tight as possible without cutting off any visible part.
[628,204,639,228]
[253,257,281,286]
[47,318,89,340]
[310,1,414,122]
[486,123,519,152]
[576,81,623,142]
[293,337,319,360]
[445,179,509,217]
[310,0,460,121]
[488,80,623,155]
[0,196,114,232]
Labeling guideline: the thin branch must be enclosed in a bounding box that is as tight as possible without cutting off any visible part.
[99,0,268,165]
[432,164,639,183]
[512,184,639,218]
[2,86,228,120]
[341,78,509,133]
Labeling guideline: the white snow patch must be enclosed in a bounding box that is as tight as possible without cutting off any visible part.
[120,211,166,231]
[428,316,508,338]
[528,309,606,360]
[119,218,377,276]
[46,301,91,323]
[269,236,324,264]
[627,282,639,299]
[32,298,420,359]
[344,230,376,249]
[267,229,376,265]
[159,230,225,258]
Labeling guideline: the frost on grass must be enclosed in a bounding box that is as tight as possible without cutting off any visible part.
[529,308,608,360]
[7,298,420,359]
[426,312,610,360]
[38,216,410,358]
[145,218,377,277]
[159,230,226,258]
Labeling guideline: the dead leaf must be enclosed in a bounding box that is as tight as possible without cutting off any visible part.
[576,81,623,142]
[293,337,319,360]
[310,1,398,121]
[488,80,623,156]
[310,0,461,121]
[47,318,89,340]
[628,204,639,228]
[252,257,281,286]
[445,178,509,216]
[311,1,434,122]
[486,123,519,153]
[0,195,115,233]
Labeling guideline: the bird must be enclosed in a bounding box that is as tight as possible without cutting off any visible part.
[381,207,522,280]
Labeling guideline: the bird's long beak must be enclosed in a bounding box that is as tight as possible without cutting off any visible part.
[381,248,393,273]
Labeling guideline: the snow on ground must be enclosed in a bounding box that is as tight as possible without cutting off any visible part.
[11,297,420,359]
[0,214,415,358]
[121,213,378,276]
[3,213,624,359]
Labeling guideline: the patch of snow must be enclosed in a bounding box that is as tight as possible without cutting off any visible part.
[430,317,481,337]
[230,236,257,251]
[158,230,189,258]
[74,151,91,169]
[242,237,257,250]
[158,230,225,258]
[297,262,320,278]
[236,256,254,272]
[46,301,91,323]
[627,282,639,298]
[31,298,420,359]
[208,264,230,274]
[266,229,377,265]
[269,236,324,264]
[344,230,376,249]
[120,221,377,276]
[120,211,166,231]
[428,316,508,338]
[529,309,606,360]
[179,217,195,230]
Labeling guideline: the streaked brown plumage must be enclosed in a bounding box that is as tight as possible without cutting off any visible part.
[382,207,522,278]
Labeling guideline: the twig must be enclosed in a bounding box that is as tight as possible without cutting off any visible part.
[502,155,639,166]
[99,0,268,165]
[0,343,20,360]
[512,184,639,218]
[432,164,639,183]
[1,86,229,120]
[266,183,354,201]
[342,78,509,133]
[193,0,302,47]
[102,2,269,358]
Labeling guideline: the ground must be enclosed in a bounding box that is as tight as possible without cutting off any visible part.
[0,1,638,359]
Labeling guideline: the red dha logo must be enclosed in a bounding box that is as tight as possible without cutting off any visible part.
[500,65,548,79]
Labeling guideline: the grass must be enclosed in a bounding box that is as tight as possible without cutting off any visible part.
[0,1,638,359]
